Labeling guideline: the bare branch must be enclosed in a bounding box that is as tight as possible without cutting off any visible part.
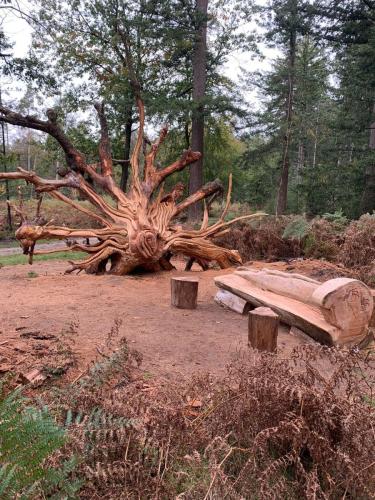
[0,106,86,170]
[0,167,81,191]
[144,149,202,197]
[129,97,145,192]
[144,125,168,182]
[0,167,127,224]
[174,179,222,216]
[49,191,111,227]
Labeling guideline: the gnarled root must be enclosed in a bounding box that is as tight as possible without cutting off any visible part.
[0,94,264,276]
[169,238,242,269]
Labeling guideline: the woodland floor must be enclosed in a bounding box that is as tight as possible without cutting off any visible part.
[0,257,359,384]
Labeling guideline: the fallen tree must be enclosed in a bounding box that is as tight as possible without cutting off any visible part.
[0,96,262,275]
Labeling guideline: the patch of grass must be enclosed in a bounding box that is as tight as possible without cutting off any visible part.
[0,240,20,248]
[27,271,39,278]
[0,251,85,267]
[0,239,52,248]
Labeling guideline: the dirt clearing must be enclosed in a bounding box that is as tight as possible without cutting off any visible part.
[0,257,354,381]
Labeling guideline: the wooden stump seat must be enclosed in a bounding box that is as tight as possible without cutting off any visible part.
[215,267,373,346]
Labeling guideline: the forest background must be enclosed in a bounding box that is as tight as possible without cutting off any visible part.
[0,0,374,221]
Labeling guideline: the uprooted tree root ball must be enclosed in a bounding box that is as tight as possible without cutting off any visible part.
[0,97,263,275]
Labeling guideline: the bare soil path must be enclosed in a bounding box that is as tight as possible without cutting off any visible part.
[0,258,349,381]
[0,239,99,256]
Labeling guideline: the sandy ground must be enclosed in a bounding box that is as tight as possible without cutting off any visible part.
[0,257,351,382]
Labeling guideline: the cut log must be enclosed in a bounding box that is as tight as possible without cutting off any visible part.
[214,289,250,314]
[171,277,199,309]
[234,269,373,343]
[236,267,319,304]
[248,307,279,352]
[214,271,373,345]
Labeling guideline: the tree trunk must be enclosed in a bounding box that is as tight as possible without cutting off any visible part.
[184,120,190,149]
[0,86,12,230]
[312,108,319,170]
[360,103,375,213]
[188,0,208,221]
[120,113,132,192]
[276,25,297,215]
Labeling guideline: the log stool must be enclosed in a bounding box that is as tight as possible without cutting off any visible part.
[171,277,199,309]
[248,306,279,352]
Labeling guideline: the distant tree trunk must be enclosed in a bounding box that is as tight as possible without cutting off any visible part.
[188,0,208,221]
[312,107,319,170]
[184,120,190,149]
[360,103,375,213]
[296,139,305,211]
[120,113,132,192]
[276,25,296,215]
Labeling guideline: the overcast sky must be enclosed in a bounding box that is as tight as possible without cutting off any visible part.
[2,1,276,101]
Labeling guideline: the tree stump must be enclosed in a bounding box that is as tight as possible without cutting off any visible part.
[248,306,279,352]
[171,277,199,309]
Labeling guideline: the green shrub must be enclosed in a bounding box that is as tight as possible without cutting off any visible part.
[322,209,348,228]
[282,216,311,241]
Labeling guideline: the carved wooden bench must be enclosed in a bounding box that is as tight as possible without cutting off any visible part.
[215,267,374,346]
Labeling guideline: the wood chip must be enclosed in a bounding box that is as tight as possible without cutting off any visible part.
[188,398,203,408]
[18,368,47,386]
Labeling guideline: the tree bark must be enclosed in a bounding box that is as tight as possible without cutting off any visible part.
[248,307,279,352]
[188,0,208,221]
[171,277,199,309]
[360,102,375,213]
[276,19,297,216]
[120,113,132,192]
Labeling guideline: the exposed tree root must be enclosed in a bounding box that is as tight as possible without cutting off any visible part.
[0,97,264,275]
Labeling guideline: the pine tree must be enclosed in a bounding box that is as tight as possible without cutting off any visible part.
[258,0,316,214]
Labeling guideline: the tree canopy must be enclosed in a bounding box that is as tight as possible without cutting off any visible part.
[0,0,374,219]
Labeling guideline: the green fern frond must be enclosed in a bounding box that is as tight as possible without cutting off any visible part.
[0,386,81,499]
[282,217,311,241]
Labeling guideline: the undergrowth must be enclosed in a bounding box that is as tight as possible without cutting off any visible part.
[2,319,374,499]
[338,213,375,286]
[35,325,375,499]
[0,381,80,499]
[215,213,375,285]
